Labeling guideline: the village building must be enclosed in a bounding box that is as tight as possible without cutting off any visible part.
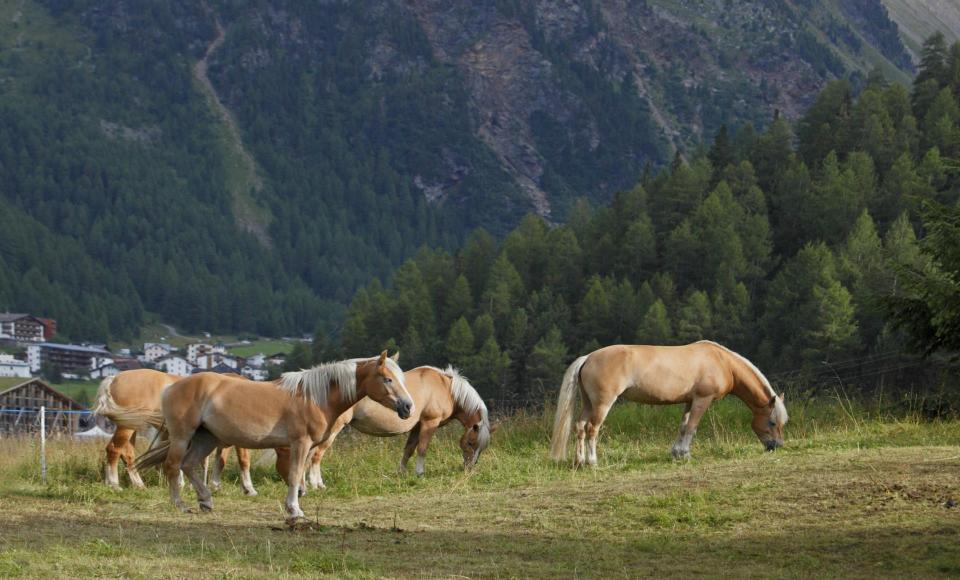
[142,342,175,363]
[241,366,269,381]
[245,353,266,368]
[265,353,287,367]
[0,313,49,343]
[154,355,196,377]
[0,378,89,435]
[90,357,141,379]
[195,352,241,371]
[26,343,112,375]
[0,354,31,378]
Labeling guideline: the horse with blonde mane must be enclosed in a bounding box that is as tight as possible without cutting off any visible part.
[93,369,257,494]
[550,341,788,467]
[274,365,493,490]
[137,352,412,520]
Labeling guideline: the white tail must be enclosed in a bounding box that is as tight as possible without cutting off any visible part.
[91,374,163,428]
[549,355,589,461]
[92,376,116,417]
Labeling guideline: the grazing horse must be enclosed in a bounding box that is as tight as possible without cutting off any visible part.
[550,341,788,467]
[275,365,492,490]
[92,369,257,495]
[137,352,412,520]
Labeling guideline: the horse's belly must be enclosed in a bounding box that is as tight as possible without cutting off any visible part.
[202,410,290,448]
[620,385,685,405]
[350,399,418,436]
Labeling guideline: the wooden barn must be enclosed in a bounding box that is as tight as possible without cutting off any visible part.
[0,378,89,435]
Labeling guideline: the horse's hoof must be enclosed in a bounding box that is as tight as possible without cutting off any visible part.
[180,506,196,514]
[243,489,258,497]
[199,503,214,513]
[671,449,691,461]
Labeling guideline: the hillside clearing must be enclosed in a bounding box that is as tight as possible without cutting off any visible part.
[0,402,958,577]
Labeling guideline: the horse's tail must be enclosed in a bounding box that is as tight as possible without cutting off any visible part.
[549,355,589,462]
[92,376,116,417]
[135,437,170,472]
[91,374,164,429]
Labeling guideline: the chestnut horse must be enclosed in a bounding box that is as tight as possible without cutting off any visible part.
[137,352,412,520]
[275,365,492,490]
[93,369,256,494]
[550,341,788,467]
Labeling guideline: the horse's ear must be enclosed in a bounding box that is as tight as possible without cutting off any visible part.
[490,422,500,434]
[378,350,388,366]
[391,351,400,363]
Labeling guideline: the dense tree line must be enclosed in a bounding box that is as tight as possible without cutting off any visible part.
[333,34,960,400]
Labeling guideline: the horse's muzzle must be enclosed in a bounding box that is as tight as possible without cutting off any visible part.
[395,398,413,419]
[765,439,783,452]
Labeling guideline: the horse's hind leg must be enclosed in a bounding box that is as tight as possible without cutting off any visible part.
[104,427,133,488]
[181,429,220,512]
[585,401,613,467]
[210,446,229,492]
[671,398,711,460]
[574,400,592,468]
[123,430,147,489]
[236,448,258,496]
[163,437,193,512]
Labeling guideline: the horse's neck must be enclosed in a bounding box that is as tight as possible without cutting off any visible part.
[729,358,772,411]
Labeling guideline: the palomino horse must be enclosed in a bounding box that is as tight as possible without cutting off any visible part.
[550,341,788,466]
[137,352,412,520]
[274,365,492,490]
[93,369,257,495]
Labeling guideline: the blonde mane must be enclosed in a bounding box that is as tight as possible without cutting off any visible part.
[278,357,406,408]
[697,340,788,425]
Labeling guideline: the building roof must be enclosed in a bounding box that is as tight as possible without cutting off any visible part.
[34,342,111,355]
[0,378,87,411]
[0,313,33,322]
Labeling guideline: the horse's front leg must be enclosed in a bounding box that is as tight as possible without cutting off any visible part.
[284,438,311,521]
[413,420,440,477]
[399,423,421,474]
[671,398,711,460]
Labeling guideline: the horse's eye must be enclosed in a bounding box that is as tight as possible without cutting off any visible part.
[383,377,392,384]
[768,420,776,427]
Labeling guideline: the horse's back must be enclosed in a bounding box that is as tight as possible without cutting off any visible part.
[111,369,180,409]
[583,343,731,404]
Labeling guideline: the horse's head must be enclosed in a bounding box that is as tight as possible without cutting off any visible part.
[357,351,414,419]
[751,392,788,451]
[459,410,496,469]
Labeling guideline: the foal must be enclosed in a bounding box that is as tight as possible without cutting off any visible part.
[550,341,788,466]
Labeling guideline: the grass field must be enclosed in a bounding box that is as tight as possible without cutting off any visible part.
[114,322,297,358]
[0,397,958,577]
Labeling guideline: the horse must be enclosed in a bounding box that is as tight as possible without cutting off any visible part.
[136,351,412,520]
[274,365,493,490]
[549,340,788,467]
[93,369,257,495]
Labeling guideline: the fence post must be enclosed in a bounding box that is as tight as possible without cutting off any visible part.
[40,406,46,485]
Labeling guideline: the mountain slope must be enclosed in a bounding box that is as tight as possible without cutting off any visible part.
[0,0,937,339]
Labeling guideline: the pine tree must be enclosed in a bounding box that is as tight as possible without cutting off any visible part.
[445,316,475,365]
[525,326,569,398]
[636,299,674,344]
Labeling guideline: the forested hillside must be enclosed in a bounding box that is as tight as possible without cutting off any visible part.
[0,0,939,341]
[333,35,960,399]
